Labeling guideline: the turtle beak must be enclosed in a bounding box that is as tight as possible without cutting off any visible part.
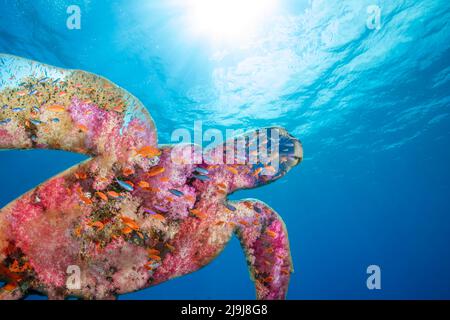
[277,128,303,173]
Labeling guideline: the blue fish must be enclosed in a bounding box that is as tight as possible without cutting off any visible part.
[32,106,40,113]
[30,119,43,125]
[225,203,237,212]
[194,167,209,175]
[193,174,211,181]
[253,205,262,213]
[0,118,11,125]
[153,205,168,212]
[12,107,24,112]
[144,208,157,215]
[116,179,134,192]
[168,189,184,197]
[51,118,60,123]
[29,89,37,95]
[39,77,49,83]
[2,104,8,109]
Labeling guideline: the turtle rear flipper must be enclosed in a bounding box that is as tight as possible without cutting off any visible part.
[203,127,302,193]
[0,283,25,300]
[0,54,157,165]
[229,200,293,300]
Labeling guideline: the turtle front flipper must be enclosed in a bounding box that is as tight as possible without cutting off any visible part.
[0,54,158,171]
[229,200,293,300]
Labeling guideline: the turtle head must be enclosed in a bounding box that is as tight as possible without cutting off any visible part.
[201,127,303,193]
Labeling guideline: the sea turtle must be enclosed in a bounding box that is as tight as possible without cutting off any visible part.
[0,54,303,300]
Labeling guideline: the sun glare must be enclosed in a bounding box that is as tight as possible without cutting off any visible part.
[186,0,278,43]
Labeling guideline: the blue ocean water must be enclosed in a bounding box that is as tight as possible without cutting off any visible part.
[0,0,450,299]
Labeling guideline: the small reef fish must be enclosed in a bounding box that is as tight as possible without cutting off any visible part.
[168,189,184,197]
[153,205,168,213]
[0,118,11,125]
[122,168,134,176]
[138,181,150,188]
[90,221,104,230]
[147,166,165,177]
[143,208,157,215]
[77,124,88,133]
[193,174,211,181]
[121,216,139,230]
[151,214,166,222]
[225,203,237,212]
[107,191,120,198]
[116,179,134,192]
[12,107,24,112]
[47,105,65,112]
[51,118,60,123]
[194,167,209,175]
[225,166,238,175]
[29,119,43,125]
[148,248,160,255]
[137,145,161,158]
[253,205,262,213]
[95,191,108,201]
[190,209,206,219]
[266,230,277,239]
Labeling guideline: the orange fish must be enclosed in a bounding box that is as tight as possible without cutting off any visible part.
[217,189,227,195]
[263,276,273,283]
[144,263,153,271]
[137,146,161,158]
[159,177,170,183]
[107,191,120,198]
[75,172,87,180]
[74,226,82,237]
[90,221,104,230]
[152,214,166,222]
[165,243,175,251]
[122,227,133,234]
[80,195,93,205]
[77,124,88,133]
[225,166,238,175]
[123,168,134,176]
[184,195,195,202]
[239,220,249,227]
[266,230,277,238]
[3,283,18,292]
[217,183,227,189]
[147,166,165,177]
[149,254,161,261]
[138,181,150,188]
[148,248,160,255]
[243,202,253,209]
[281,269,290,276]
[252,167,263,177]
[47,105,65,112]
[121,216,139,230]
[215,221,225,226]
[143,186,160,193]
[190,209,206,219]
[95,191,108,201]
